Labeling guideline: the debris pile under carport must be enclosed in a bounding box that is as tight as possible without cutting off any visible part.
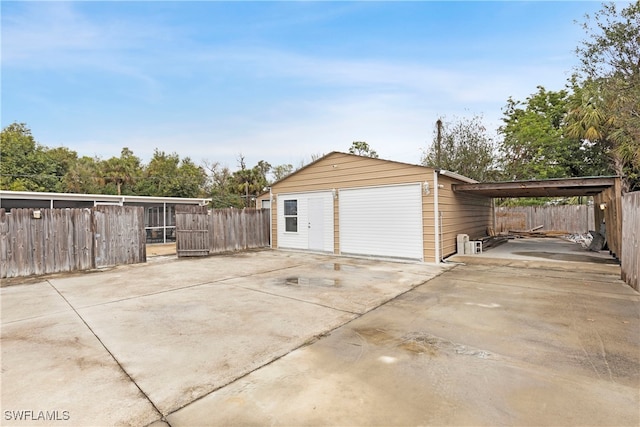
[489,225,607,253]
[563,232,594,248]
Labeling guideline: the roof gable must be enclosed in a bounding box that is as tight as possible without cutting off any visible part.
[271,151,432,186]
[269,152,438,193]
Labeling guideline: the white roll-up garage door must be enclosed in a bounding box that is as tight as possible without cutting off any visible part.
[339,184,423,260]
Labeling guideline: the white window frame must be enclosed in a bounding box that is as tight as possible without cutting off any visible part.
[283,199,298,233]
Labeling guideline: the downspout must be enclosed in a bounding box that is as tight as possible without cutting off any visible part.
[433,170,440,264]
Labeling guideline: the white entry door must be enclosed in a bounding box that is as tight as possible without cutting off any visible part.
[307,198,324,251]
[277,191,334,252]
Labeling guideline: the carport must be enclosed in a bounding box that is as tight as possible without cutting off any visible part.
[453,176,623,259]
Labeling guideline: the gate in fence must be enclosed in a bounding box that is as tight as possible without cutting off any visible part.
[175,205,210,257]
[174,206,270,258]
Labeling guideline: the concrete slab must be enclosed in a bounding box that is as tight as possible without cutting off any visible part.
[227,257,444,314]
[1,280,70,323]
[1,311,160,426]
[48,250,308,308]
[168,262,640,427]
[77,283,357,415]
[450,237,621,275]
[2,250,446,425]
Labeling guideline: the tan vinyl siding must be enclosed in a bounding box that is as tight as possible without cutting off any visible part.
[271,153,437,260]
[437,175,493,258]
[271,153,432,192]
[256,194,269,208]
[422,190,436,262]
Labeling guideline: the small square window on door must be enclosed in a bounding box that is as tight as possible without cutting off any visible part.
[284,199,298,232]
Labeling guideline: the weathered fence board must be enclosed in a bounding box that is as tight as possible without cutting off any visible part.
[621,192,639,291]
[94,205,146,268]
[495,205,595,234]
[74,208,94,272]
[176,205,210,257]
[0,210,9,277]
[209,208,270,254]
[0,207,145,279]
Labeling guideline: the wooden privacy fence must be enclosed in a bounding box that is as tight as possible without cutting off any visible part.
[175,206,270,257]
[211,208,270,253]
[176,205,210,257]
[494,205,595,234]
[0,206,146,279]
[621,192,639,291]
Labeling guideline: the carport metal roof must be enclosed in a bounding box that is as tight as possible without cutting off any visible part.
[452,176,618,198]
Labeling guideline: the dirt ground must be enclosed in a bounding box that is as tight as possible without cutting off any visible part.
[146,243,177,257]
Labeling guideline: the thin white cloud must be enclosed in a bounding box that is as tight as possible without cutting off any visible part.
[3,1,588,171]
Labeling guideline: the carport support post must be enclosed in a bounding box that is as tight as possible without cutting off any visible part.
[492,198,496,233]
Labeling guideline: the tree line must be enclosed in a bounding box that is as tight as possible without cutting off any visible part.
[0,122,300,208]
[2,2,638,205]
[422,2,639,193]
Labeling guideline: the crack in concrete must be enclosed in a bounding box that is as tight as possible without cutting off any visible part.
[45,279,166,423]
[161,271,449,420]
[54,262,310,310]
[446,274,638,301]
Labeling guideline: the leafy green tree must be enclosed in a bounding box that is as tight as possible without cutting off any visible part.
[349,141,378,158]
[497,86,604,180]
[230,157,271,207]
[576,2,640,84]
[422,115,498,181]
[175,157,208,198]
[202,160,242,208]
[99,147,142,195]
[565,79,618,175]
[46,146,80,192]
[136,149,206,198]
[271,163,294,182]
[572,1,640,191]
[62,156,103,194]
[0,122,66,191]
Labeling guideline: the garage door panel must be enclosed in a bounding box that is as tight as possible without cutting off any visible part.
[339,184,423,260]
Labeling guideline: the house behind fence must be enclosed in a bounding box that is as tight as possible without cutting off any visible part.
[0,206,145,279]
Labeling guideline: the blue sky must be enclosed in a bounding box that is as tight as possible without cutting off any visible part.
[2,1,605,171]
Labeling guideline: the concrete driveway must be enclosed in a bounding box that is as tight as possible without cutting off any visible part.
[2,244,639,426]
[1,250,446,426]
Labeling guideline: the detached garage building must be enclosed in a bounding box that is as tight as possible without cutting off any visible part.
[259,152,493,263]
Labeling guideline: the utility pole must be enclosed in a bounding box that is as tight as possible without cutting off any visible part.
[436,119,443,169]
